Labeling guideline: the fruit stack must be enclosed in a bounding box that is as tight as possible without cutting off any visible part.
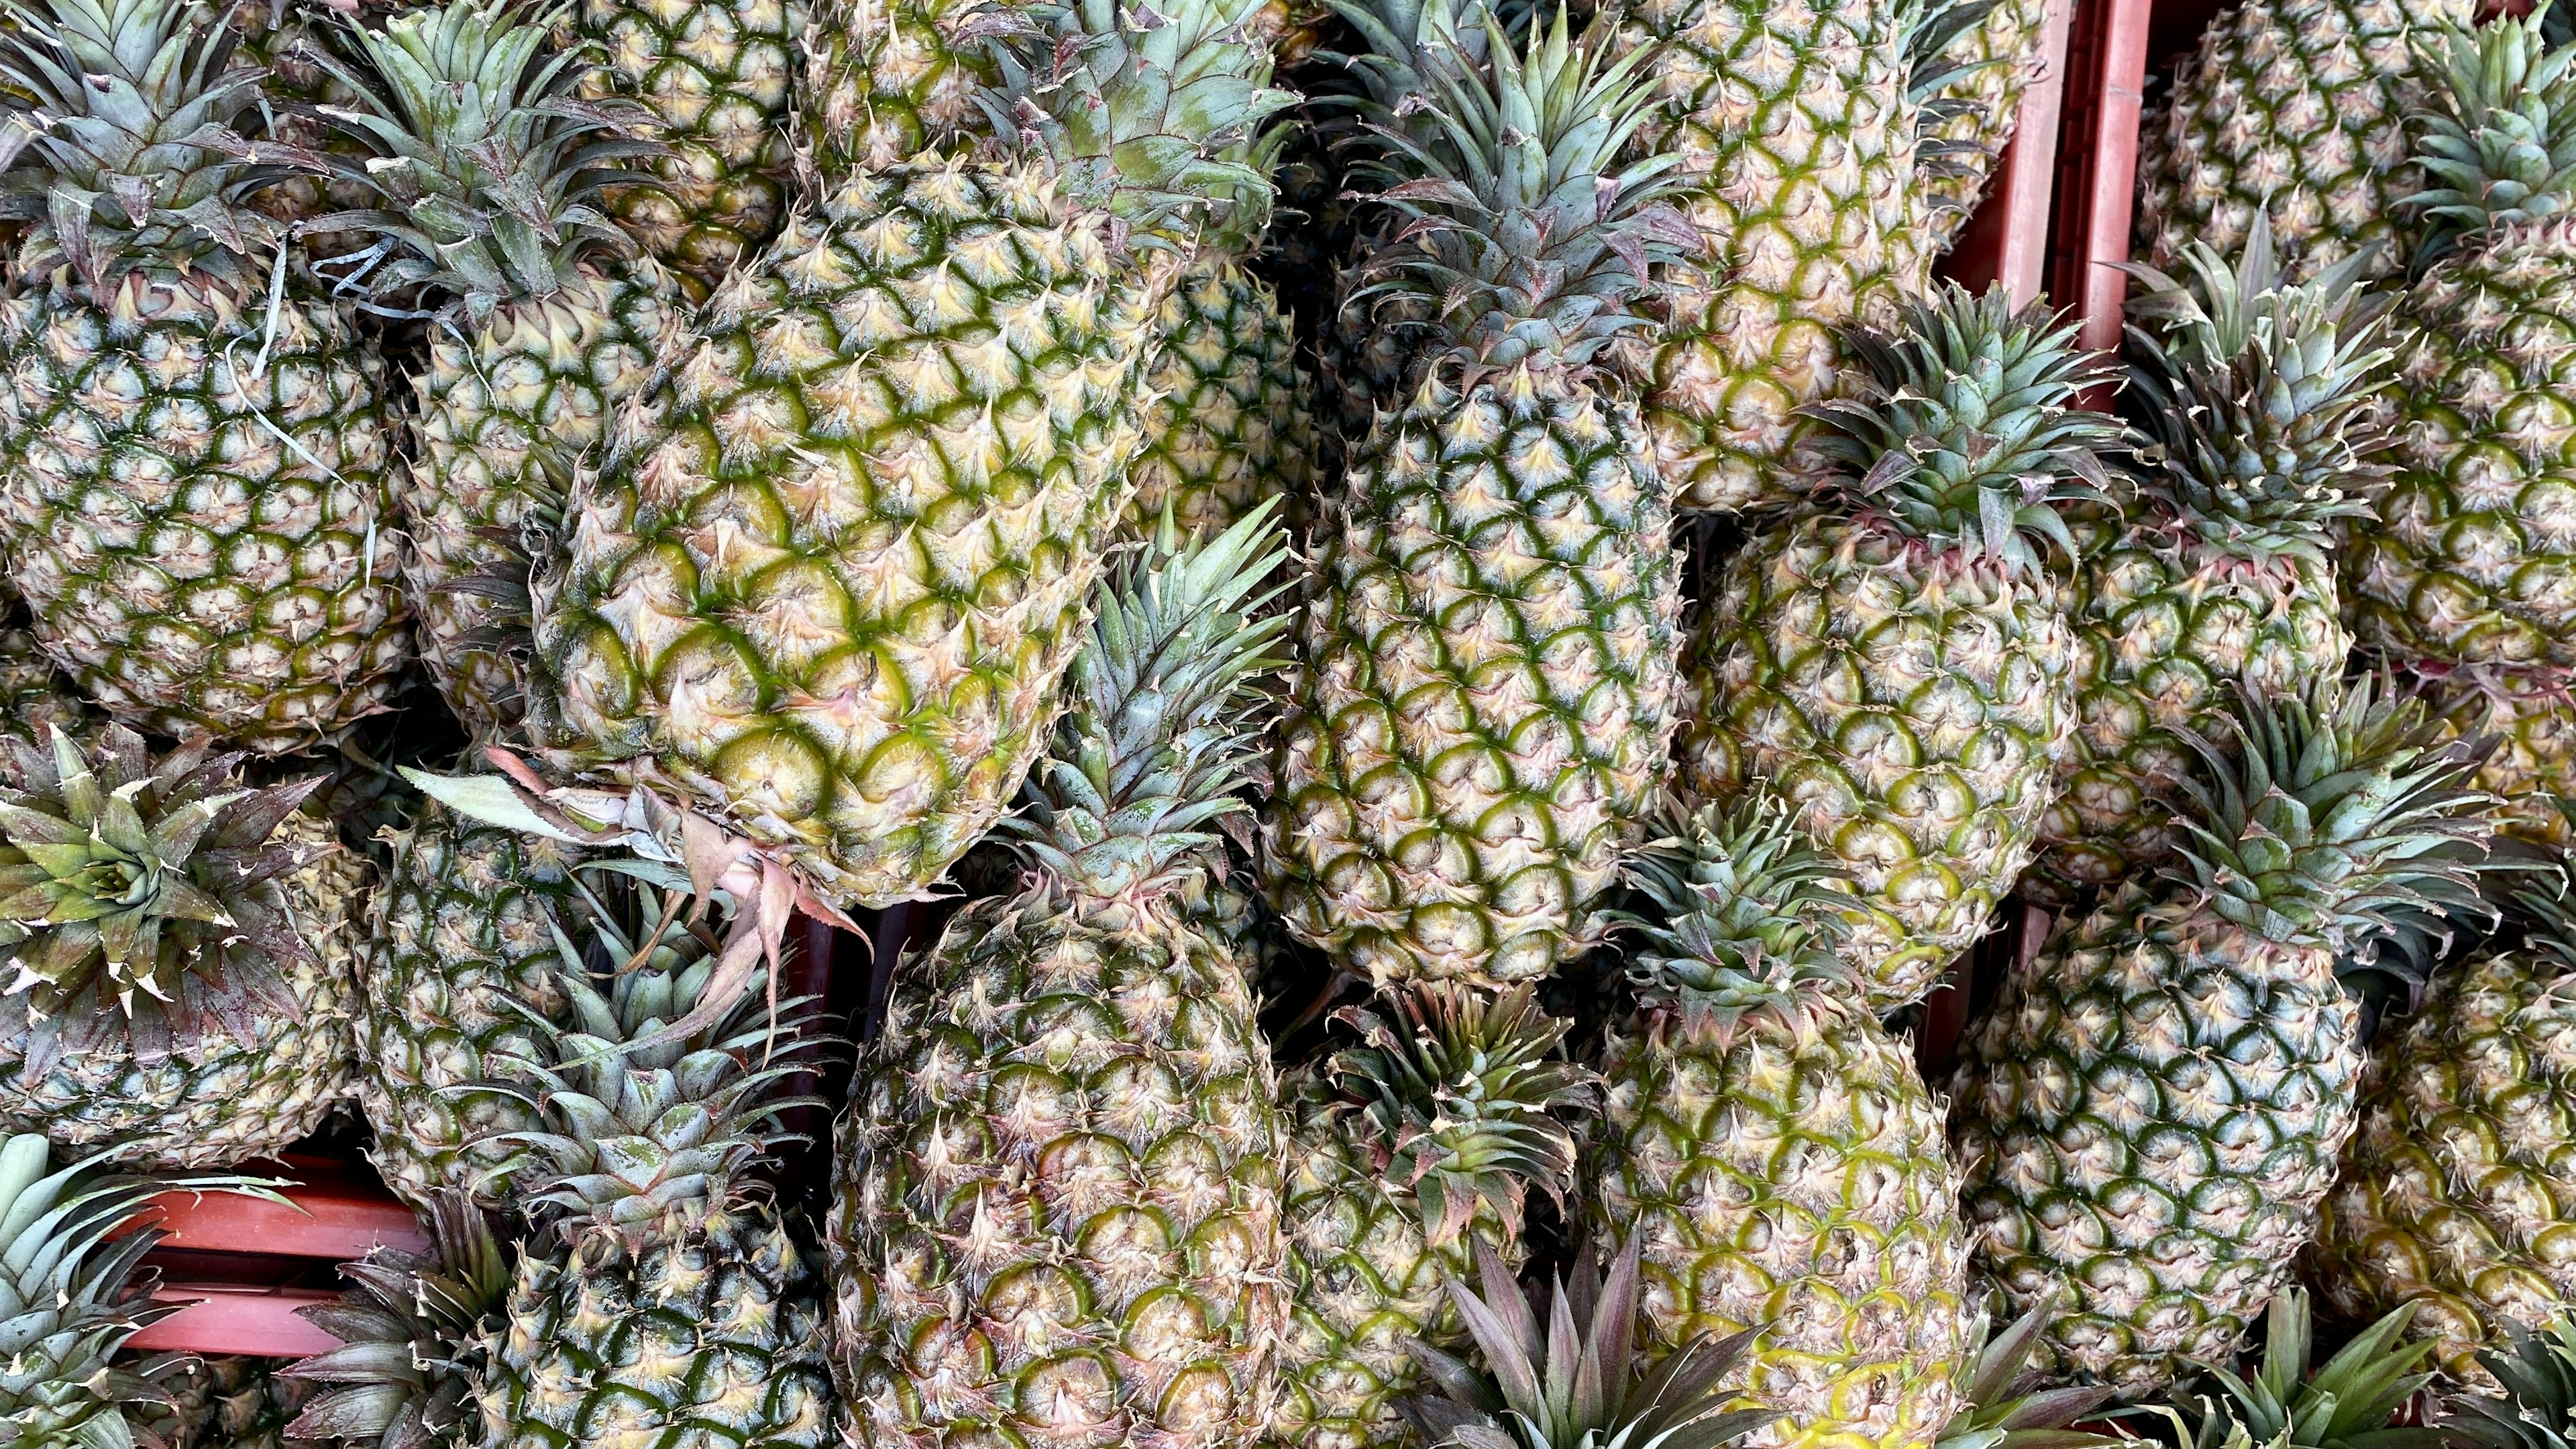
[0,0,2574,1444]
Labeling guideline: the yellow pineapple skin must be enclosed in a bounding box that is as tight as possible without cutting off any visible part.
[1591,999,1975,1449]
[406,261,686,739]
[1126,257,1313,541]
[0,272,408,753]
[2311,945,2576,1382]
[1679,515,2077,1008]
[2349,217,2576,669]
[1265,362,1685,989]
[1607,0,1921,513]
[2397,660,2576,851]
[535,160,1170,908]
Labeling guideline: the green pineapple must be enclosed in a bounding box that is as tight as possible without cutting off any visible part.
[572,0,804,294]
[833,513,1292,1449]
[1589,797,1976,1449]
[2034,216,2390,902]
[2406,662,2576,851]
[1273,983,1593,1449]
[466,869,838,1449]
[1264,10,1692,988]
[1677,287,2127,1008]
[280,1191,512,1449]
[2347,7,2576,669]
[1947,677,2494,1397]
[0,726,366,1168]
[303,1,689,742]
[532,0,1292,912]
[2312,870,2576,1379]
[356,799,583,1210]
[2134,0,2469,285]
[0,0,407,753]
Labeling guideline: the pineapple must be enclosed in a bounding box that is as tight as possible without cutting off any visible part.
[1397,1239,1779,1449]
[1589,797,1976,1449]
[1920,0,2055,252]
[356,799,583,1210]
[1606,0,1925,513]
[0,627,89,747]
[1676,287,2127,1008]
[280,1191,512,1449]
[2405,661,2576,851]
[1127,180,1316,541]
[0,0,407,753]
[0,1134,238,1449]
[2347,7,2576,670]
[1263,11,1692,988]
[572,0,804,294]
[1273,983,1593,1449]
[2311,871,2576,1378]
[302,1,689,742]
[1946,676,2495,1397]
[0,726,366,1169]
[2033,217,2391,902]
[832,513,1293,1449]
[531,0,1292,910]
[466,868,838,1449]
[2133,0,2469,284]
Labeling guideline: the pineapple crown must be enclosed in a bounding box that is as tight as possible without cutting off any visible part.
[1809,284,2129,575]
[0,0,302,292]
[1346,7,1693,373]
[2513,851,2576,977]
[1613,797,1867,1034]
[967,0,1297,248]
[2167,1289,2440,1449]
[1320,0,1509,149]
[298,0,665,314]
[0,727,334,1051]
[2117,211,2394,563]
[282,1191,511,1449]
[2165,676,2498,959]
[0,1135,274,1449]
[494,860,825,1240]
[1933,1305,2119,1449]
[1326,982,1596,1252]
[2443,1316,2576,1449]
[1401,1239,1778,1449]
[2406,5,2576,256]
[1010,504,1291,915]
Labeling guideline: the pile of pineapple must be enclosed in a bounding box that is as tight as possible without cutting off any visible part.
[10,0,2576,1441]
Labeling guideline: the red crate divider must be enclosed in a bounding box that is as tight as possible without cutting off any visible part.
[131,1287,345,1357]
[142,1156,425,1261]
[2047,0,2155,388]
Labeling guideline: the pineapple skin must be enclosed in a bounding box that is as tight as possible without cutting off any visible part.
[1947,891,2363,1397]
[2348,218,2576,669]
[358,804,583,1210]
[2310,945,2576,1381]
[0,814,364,1169]
[2034,535,2351,902]
[405,261,686,739]
[1678,515,2078,1008]
[1587,998,1975,1449]
[0,627,87,746]
[800,0,988,178]
[477,1203,840,1449]
[2133,0,2468,282]
[1265,365,1686,989]
[141,1356,307,1449]
[0,274,409,753]
[1267,1073,1496,1449]
[576,0,806,295]
[1607,0,1920,513]
[535,162,1167,910]
[2406,661,2576,851]
[833,893,1288,1449]
[1126,258,1314,542]
[1921,0,2054,252]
